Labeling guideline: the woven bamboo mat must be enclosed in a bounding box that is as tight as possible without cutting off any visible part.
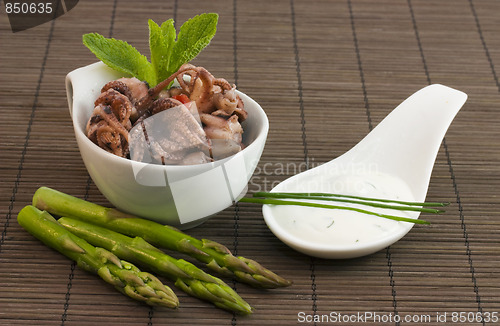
[1,0,499,325]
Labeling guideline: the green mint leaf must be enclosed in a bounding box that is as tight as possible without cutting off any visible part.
[83,33,155,86]
[170,13,218,73]
[149,19,176,85]
[160,19,177,81]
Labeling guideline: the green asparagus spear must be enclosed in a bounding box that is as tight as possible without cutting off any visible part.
[17,205,179,309]
[33,186,292,289]
[58,217,253,314]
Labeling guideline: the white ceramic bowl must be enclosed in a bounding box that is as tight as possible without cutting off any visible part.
[66,62,268,229]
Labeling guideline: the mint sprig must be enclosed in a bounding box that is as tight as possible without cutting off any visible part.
[170,13,218,75]
[82,13,218,86]
[148,19,176,83]
[83,33,156,86]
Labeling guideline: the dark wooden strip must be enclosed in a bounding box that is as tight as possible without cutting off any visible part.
[290,0,317,322]
[408,0,485,322]
[0,13,57,255]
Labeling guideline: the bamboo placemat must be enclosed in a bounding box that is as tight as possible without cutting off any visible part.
[1,0,499,325]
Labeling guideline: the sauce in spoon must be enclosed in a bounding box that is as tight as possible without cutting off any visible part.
[268,172,418,246]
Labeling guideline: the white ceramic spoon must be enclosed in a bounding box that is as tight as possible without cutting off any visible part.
[262,84,467,259]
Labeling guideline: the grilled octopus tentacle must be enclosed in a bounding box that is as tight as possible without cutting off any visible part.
[86,89,133,157]
[94,88,133,123]
[101,80,133,101]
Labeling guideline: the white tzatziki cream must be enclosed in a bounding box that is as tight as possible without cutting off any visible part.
[268,173,419,246]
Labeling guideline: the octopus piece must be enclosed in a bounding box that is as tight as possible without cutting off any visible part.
[87,105,130,157]
[200,114,243,144]
[211,87,248,121]
[150,63,248,120]
[129,102,211,165]
[212,87,237,116]
[150,97,184,115]
[101,80,133,101]
[180,151,213,165]
[86,89,133,157]
[116,77,149,102]
[93,88,133,125]
[101,77,149,121]
[184,67,219,114]
[200,113,243,159]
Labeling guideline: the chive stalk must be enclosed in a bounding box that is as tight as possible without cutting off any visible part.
[239,193,445,225]
[253,192,449,207]
[252,192,445,214]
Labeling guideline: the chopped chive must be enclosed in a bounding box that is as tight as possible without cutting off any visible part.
[239,197,430,225]
[252,192,445,214]
[254,192,449,207]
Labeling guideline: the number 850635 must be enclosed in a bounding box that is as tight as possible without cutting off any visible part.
[5,2,53,14]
